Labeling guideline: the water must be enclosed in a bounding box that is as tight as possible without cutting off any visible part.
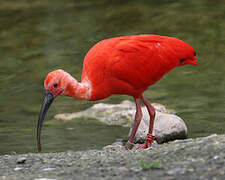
[0,0,224,155]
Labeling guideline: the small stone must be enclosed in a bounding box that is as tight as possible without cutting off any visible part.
[80,154,89,160]
[42,168,56,171]
[186,168,194,172]
[130,166,142,172]
[118,166,129,172]
[166,167,185,175]
[16,157,26,164]
[34,179,57,180]
[14,167,23,171]
[67,162,73,167]
[213,155,219,160]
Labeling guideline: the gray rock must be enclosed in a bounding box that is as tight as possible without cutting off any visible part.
[55,100,187,144]
[130,109,187,143]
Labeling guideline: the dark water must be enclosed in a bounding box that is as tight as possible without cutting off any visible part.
[0,0,224,155]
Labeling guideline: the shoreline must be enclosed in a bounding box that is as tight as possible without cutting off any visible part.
[1,134,225,180]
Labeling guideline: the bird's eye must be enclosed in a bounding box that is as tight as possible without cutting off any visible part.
[53,83,58,88]
[180,59,186,63]
[194,51,197,56]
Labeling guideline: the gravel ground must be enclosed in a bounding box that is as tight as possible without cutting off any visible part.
[0,134,225,180]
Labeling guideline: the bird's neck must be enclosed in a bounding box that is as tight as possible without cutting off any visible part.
[63,74,91,101]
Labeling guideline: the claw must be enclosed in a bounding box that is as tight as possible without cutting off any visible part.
[125,141,134,150]
[136,142,151,149]
[136,134,155,149]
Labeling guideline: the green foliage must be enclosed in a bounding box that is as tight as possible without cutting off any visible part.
[139,160,161,171]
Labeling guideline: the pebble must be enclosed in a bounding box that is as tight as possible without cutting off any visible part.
[130,166,142,172]
[14,167,23,171]
[166,167,185,175]
[34,179,57,180]
[80,154,89,160]
[42,168,56,171]
[67,162,73,167]
[213,155,219,160]
[17,157,26,164]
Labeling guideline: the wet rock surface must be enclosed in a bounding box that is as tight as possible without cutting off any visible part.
[1,134,225,180]
[55,100,187,144]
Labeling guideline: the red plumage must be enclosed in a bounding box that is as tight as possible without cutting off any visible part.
[82,35,196,100]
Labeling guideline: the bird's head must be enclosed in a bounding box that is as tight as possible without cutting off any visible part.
[170,38,198,67]
[177,51,198,66]
[44,69,67,98]
[37,69,70,152]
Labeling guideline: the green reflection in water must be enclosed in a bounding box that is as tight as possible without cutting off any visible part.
[0,0,224,155]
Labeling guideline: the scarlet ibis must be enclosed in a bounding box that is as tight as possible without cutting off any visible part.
[37,35,197,152]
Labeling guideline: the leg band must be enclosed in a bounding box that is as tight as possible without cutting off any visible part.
[145,133,155,143]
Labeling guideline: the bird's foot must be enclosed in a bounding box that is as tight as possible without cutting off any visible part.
[136,133,155,149]
[125,141,134,150]
[136,142,150,149]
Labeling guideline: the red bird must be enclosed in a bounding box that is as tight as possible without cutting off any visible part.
[37,35,197,152]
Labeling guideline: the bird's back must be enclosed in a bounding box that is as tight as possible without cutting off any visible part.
[82,35,196,100]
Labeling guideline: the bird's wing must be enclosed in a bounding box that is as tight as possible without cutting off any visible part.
[110,36,174,89]
[81,40,109,87]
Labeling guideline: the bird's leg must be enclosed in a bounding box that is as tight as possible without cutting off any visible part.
[125,98,142,150]
[137,96,155,149]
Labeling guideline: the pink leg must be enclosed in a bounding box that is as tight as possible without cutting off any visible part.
[137,96,156,149]
[125,98,142,150]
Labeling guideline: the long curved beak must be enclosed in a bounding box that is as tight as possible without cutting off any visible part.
[37,91,54,152]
